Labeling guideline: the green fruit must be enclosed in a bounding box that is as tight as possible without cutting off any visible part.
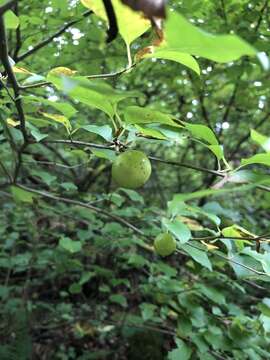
[112,150,151,189]
[154,233,176,257]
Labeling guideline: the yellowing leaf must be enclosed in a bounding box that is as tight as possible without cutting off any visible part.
[48,67,77,77]
[81,0,150,45]
[41,112,72,133]
[7,118,20,127]
[178,216,203,231]
[221,225,254,251]
[12,66,33,75]
[201,241,219,251]
[74,322,96,336]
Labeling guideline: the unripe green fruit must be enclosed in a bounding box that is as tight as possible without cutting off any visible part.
[154,233,176,257]
[112,150,151,189]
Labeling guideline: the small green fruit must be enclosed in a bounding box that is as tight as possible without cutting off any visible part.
[154,233,176,257]
[112,150,151,189]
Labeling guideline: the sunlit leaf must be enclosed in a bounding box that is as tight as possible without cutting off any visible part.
[163,12,256,63]
[81,0,150,45]
[4,10,19,29]
[181,244,212,270]
[41,112,72,133]
[250,129,270,152]
[124,106,178,126]
[185,123,218,145]
[240,153,270,167]
[143,50,200,75]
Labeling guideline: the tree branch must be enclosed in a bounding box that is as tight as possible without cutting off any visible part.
[183,242,267,276]
[148,155,223,177]
[44,139,224,177]
[0,16,28,143]
[15,10,93,63]
[12,1,22,61]
[16,184,145,237]
[19,63,136,90]
[0,0,16,16]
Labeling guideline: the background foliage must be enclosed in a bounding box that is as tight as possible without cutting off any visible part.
[0,0,270,359]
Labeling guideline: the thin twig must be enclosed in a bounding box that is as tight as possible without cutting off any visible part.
[183,243,267,276]
[192,233,270,242]
[19,63,136,90]
[44,139,113,150]
[16,184,145,237]
[44,140,223,177]
[149,155,223,177]
[15,10,93,63]
[0,16,28,143]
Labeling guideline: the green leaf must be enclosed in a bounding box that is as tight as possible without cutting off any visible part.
[250,129,270,152]
[69,283,82,294]
[197,284,226,305]
[260,314,270,333]
[59,237,82,253]
[144,50,200,75]
[119,188,144,203]
[181,244,212,270]
[4,10,19,29]
[41,112,72,133]
[31,170,57,186]
[48,76,138,118]
[109,294,127,307]
[185,123,218,145]
[221,226,247,251]
[11,186,35,203]
[81,0,150,45]
[26,123,48,142]
[24,95,77,118]
[168,339,192,360]
[124,106,177,126]
[240,153,270,167]
[135,124,167,140]
[163,12,256,63]
[163,218,191,244]
[207,145,224,160]
[171,184,254,203]
[140,302,157,321]
[91,148,116,161]
[228,170,270,185]
[241,248,270,275]
[80,125,113,141]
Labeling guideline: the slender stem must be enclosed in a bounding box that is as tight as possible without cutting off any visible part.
[126,42,132,68]
[16,184,145,237]
[181,243,267,276]
[149,155,223,177]
[15,10,93,63]
[19,63,137,90]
